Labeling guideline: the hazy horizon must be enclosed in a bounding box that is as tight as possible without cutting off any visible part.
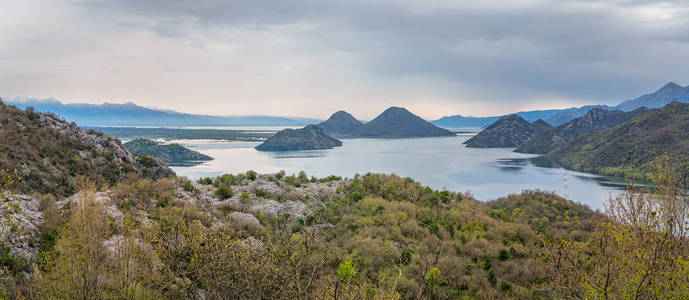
[2,0,689,119]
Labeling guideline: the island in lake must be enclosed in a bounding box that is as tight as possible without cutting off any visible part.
[255,124,343,151]
[124,138,213,165]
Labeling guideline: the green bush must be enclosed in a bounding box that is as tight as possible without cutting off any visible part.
[182,180,198,193]
[197,177,213,185]
[138,156,157,168]
[499,279,512,292]
[254,188,268,198]
[215,186,233,200]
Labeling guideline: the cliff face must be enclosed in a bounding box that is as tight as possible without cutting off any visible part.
[0,101,174,196]
[255,125,343,151]
[464,115,553,148]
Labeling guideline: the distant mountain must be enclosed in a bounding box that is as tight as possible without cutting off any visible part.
[318,111,363,137]
[464,115,553,148]
[546,82,689,126]
[431,108,577,129]
[255,125,342,151]
[616,82,689,111]
[356,107,454,137]
[0,100,174,196]
[547,102,689,179]
[4,98,320,127]
[516,108,647,154]
[545,105,611,126]
[124,139,213,164]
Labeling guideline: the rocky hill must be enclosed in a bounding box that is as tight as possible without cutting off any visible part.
[547,102,689,179]
[255,124,342,151]
[356,107,454,137]
[464,115,553,148]
[124,139,212,164]
[0,100,174,196]
[317,110,363,137]
[516,107,646,154]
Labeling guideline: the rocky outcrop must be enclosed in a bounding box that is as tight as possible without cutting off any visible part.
[464,115,553,148]
[0,194,43,260]
[255,125,342,151]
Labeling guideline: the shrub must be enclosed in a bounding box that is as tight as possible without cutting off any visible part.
[498,249,510,261]
[182,180,198,193]
[215,186,233,200]
[254,188,268,198]
[499,279,512,292]
[246,170,257,181]
[138,156,157,168]
[197,177,213,185]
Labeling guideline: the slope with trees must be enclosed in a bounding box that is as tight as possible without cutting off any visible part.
[547,102,689,179]
[0,101,173,196]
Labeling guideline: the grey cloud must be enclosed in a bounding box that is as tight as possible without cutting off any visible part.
[73,0,689,104]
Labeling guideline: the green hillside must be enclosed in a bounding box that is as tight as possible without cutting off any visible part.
[0,102,174,196]
[547,102,689,179]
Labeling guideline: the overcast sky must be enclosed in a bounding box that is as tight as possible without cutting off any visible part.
[1,0,688,119]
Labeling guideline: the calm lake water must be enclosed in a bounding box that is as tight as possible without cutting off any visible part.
[171,135,627,210]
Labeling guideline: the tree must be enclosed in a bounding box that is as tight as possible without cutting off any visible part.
[545,155,689,299]
[31,184,110,299]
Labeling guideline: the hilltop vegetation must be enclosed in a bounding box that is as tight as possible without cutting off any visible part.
[124,139,212,164]
[0,101,173,196]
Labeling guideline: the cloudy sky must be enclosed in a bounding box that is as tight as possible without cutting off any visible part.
[1,0,688,119]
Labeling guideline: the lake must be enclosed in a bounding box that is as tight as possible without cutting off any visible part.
[170,135,627,210]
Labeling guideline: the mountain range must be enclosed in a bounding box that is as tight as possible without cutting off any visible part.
[319,107,454,138]
[545,82,689,125]
[515,107,647,154]
[4,98,320,127]
[547,102,689,179]
[432,82,689,128]
[431,108,578,129]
